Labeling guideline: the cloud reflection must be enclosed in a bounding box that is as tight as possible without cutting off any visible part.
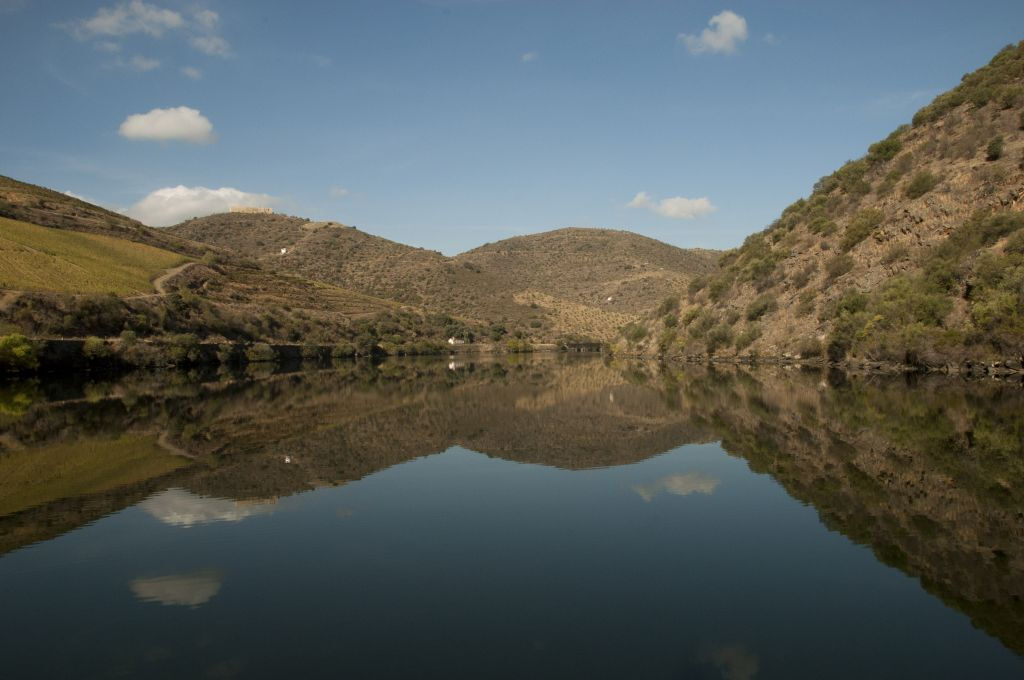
[130,569,223,607]
[632,472,719,502]
[139,488,276,527]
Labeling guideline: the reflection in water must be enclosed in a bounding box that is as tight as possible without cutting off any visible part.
[130,569,223,607]
[632,472,719,501]
[0,356,1022,677]
[139,488,277,527]
[700,644,760,680]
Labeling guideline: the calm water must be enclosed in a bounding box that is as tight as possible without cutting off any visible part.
[0,357,1022,678]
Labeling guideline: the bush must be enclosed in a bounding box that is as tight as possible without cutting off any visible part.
[246,342,275,362]
[505,338,533,353]
[867,130,903,164]
[840,209,883,252]
[656,295,680,316]
[332,342,356,358]
[825,254,855,282]
[986,136,1005,161]
[82,336,112,359]
[792,263,816,289]
[735,325,761,351]
[687,277,707,297]
[0,334,37,371]
[705,324,734,354]
[746,294,776,321]
[905,171,939,199]
[796,337,822,358]
[663,313,677,328]
[1005,230,1024,255]
[622,323,648,343]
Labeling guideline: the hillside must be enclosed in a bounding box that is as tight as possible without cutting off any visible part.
[620,41,1024,367]
[0,216,186,294]
[169,215,719,340]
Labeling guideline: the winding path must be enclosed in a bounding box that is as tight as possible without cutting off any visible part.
[151,262,199,295]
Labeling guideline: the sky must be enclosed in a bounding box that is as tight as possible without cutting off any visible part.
[1,1,1023,254]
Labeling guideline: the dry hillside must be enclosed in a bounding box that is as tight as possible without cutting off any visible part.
[622,41,1024,367]
[169,215,719,340]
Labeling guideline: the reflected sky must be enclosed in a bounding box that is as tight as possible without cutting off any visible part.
[632,471,720,502]
[130,569,223,607]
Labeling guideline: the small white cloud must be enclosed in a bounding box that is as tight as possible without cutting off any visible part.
[96,40,122,52]
[130,569,223,607]
[193,8,218,31]
[181,65,202,79]
[123,54,160,71]
[63,190,95,203]
[763,32,779,46]
[679,10,748,55]
[329,186,351,198]
[521,51,538,63]
[118,106,214,143]
[627,191,715,220]
[128,186,277,226]
[70,0,185,39]
[190,34,231,57]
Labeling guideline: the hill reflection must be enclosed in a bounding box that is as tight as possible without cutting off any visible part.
[0,356,1021,654]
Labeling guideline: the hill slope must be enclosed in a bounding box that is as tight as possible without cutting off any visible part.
[622,41,1024,367]
[169,216,719,340]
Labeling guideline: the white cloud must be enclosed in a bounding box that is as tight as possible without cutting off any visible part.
[627,191,715,220]
[122,54,160,71]
[329,186,351,198]
[71,0,185,39]
[190,34,231,57]
[128,186,277,226]
[193,8,218,31]
[96,40,122,52]
[679,10,748,55]
[181,65,202,79]
[130,570,223,607]
[521,51,538,63]
[118,106,214,143]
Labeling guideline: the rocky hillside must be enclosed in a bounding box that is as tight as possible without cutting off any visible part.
[621,41,1024,367]
[169,215,719,340]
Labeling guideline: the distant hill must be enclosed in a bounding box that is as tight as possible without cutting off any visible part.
[621,41,1024,366]
[169,216,719,340]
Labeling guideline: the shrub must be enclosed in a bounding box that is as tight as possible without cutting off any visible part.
[795,291,816,317]
[681,308,701,327]
[656,295,680,316]
[332,342,356,358]
[792,263,816,289]
[663,313,677,328]
[825,254,855,282]
[735,325,761,351]
[840,209,883,252]
[119,329,138,347]
[1005,230,1024,255]
[905,171,939,199]
[529,319,542,328]
[746,294,776,321]
[688,312,717,339]
[0,334,37,371]
[246,342,275,362]
[796,337,822,358]
[986,136,1005,161]
[705,324,734,354]
[687,277,707,297]
[622,323,647,343]
[867,131,903,164]
[505,338,533,353]
[82,336,112,359]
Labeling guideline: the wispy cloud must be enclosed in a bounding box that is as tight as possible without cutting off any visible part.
[181,65,202,79]
[190,34,231,57]
[521,51,538,63]
[329,186,351,198]
[679,10,748,55]
[114,54,160,71]
[118,106,215,143]
[69,0,184,39]
[627,191,715,220]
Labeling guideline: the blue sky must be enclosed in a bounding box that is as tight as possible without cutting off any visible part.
[1,1,1022,254]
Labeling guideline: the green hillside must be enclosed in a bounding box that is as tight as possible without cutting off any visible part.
[0,216,187,294]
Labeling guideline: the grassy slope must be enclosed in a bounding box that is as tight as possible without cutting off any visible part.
[623,41,1024,364]
[0,216,187,294]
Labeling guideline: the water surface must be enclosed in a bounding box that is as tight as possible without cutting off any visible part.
[1,357,1022,678]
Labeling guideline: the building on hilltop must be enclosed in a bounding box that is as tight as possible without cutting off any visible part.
[230,205,273,214]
